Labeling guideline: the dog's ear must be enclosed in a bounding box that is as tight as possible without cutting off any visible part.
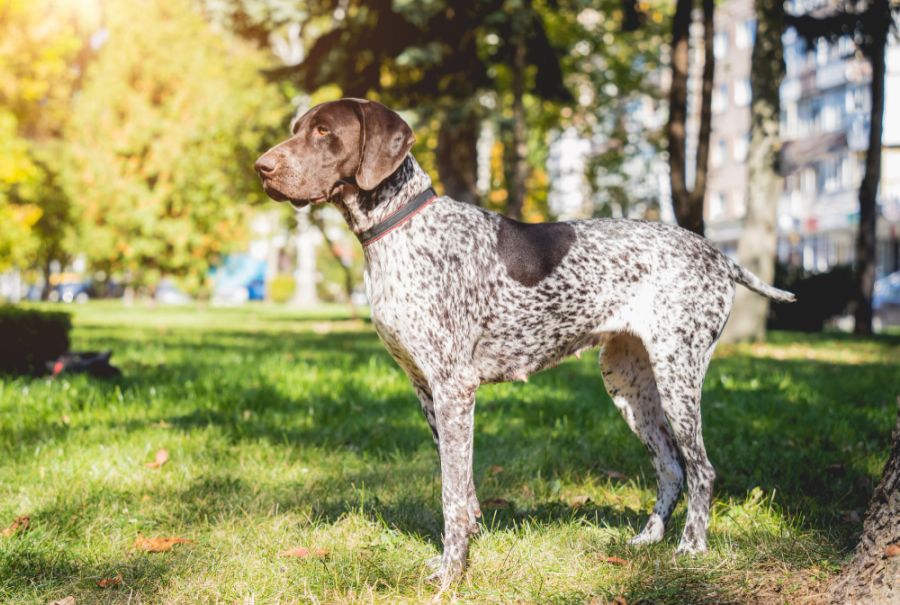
[353,100,416,191]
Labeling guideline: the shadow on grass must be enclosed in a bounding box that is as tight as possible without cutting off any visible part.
[6,323,898,550]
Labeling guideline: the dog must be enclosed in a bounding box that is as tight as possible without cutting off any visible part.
[255,98,795,586]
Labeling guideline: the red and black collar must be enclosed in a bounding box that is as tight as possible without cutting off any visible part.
[356,187,438,247]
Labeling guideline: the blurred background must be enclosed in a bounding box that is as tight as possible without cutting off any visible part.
[1,0,898,339]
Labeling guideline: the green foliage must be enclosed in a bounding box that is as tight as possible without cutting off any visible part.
[0,305,71,375]
[59,0,287,293]
[0,303,897,602]
[268,273,296,303]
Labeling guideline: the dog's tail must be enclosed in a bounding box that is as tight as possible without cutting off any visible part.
[727,259,796,303]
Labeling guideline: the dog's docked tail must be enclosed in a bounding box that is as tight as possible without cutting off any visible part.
[727,259,796,303]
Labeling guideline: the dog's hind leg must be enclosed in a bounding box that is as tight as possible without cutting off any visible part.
[600,334,684,545]
[650,344,716,555]
[414,381,480,537]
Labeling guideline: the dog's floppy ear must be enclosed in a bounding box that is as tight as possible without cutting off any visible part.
[353,100,416,191]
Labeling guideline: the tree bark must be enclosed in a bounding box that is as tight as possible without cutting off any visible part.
[828,398,900,604]
[667,0,715,236]
[722,0,785,343]
[435,108,481,206]
[507,15,528,221]
[853,8,887,335]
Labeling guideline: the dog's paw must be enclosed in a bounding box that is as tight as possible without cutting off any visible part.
[424,556,465,588]
[628,514,665,546]
[675,540,707,556]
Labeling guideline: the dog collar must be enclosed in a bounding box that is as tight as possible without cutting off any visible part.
[357,187,438,247]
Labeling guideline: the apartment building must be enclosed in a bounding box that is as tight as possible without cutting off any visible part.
[705,0,900,276]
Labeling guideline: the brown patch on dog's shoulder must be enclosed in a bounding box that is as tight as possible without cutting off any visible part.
[497,216,576,287]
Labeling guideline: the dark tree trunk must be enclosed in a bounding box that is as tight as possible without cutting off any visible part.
[40,261,53,301]
[435,109,480,206]
[853,16,887,335]
[667,0,715,236]
[828,399,900,604]
[724,0,785,343]
[507,19,528,221]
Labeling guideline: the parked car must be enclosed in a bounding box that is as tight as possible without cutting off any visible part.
[874,270,900,330]
[48,281,91,303]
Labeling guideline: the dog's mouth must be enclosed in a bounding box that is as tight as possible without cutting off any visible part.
[261,181,327,208]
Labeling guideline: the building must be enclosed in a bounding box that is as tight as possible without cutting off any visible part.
[705,0,900,276]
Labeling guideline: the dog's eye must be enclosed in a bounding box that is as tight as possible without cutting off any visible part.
[315,126,329,136]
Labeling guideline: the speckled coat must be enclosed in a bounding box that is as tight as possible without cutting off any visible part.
[255,100,795,586]
[332,155,794,584]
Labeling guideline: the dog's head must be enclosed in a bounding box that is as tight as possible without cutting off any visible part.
[255,98,416,208]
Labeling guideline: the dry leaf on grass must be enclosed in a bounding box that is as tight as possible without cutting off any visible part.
[49,598,75,605]
[97,574,122,588]
[145,449,169,469]
[481,497,511,508]
[602,556,629,566]
[602,469,628,481]
[569,495,591,508]
[134,536,193,552]
[279,547,329,558]
[885,544,900,558]
[488,465,505,476]
[2,515,30,537]
[610,597,628,605]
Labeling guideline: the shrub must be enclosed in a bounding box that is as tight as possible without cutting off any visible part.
[0,306,71,375]
[269,274,296,304]
[768,263,855,331]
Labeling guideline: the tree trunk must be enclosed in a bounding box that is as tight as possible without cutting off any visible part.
[435,108,480,206]
[853,13,887,335]
[507,18,528,221]
[828,398,900,604]
[722,0,785,343]
[667,0,715,236]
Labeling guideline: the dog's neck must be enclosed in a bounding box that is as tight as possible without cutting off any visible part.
[332,155,433,236]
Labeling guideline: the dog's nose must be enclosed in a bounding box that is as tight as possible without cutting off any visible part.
[255,154,278,176]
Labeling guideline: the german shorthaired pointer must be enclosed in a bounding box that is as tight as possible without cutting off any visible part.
[255,98,795,586]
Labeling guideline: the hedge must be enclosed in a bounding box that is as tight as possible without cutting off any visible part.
[0,306,72,375]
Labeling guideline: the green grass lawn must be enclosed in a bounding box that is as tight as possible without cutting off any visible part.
[1,303,898,604]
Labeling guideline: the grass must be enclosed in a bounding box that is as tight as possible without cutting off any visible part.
[1,303,898,604]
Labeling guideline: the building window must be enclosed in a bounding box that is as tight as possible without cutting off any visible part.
[818,159,840,193]
[733,135,749,162]
[734,78,752,107]
[712,83,729,113]
[714,31,729,59]
[736,19,756,49]
[710,138,727,168]
[710,191,725,220]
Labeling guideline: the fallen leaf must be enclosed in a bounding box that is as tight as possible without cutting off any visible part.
[602,556,629,566]
[611,597,628,605]
[885,544,900,558]
[279,547,329,558]
[569,495,591,508]
[145,449,169,469]
[150,420,172,429]
[97,574,122,588]
[603,469,628,481]
[2,515,30,537]
[134,536,193,552]
[488,465,504,476]
[49,598,75,605]
[481,497,511,508]
[61,414,71,425]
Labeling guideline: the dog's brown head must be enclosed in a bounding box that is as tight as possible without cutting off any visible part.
[255,98,416,208]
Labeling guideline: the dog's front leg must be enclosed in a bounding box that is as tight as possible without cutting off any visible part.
[428,381,477,587]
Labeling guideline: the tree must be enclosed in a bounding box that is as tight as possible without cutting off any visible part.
[62,0,285,293]
[667,0,715,236]
[0,0,83,276]
[827,400,900,604]
[786,0,898,335]
[723,0,785,342]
